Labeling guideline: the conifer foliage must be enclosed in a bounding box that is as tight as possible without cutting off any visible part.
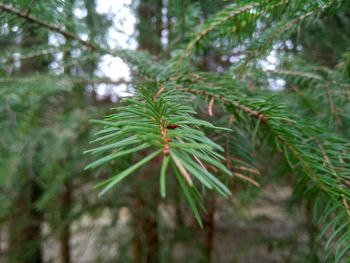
[85,87,232,226]
[1,0,350,261]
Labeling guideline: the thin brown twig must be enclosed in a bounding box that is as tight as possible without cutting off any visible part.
[225,115,235,171]
[208,96,215,116]
[235,166,260,175]
[177,87,268,123]
[232,172,260,187]
[316,139,350,217]
[171,153,193,186]
[323,84,344,127]
[154,84,166,99]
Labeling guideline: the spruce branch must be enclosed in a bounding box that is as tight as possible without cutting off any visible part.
[85,87,232,225]
[0,2,161,78]
[175,82,349,201]
[265,67,348,126]
[0,3,97,50]
[177,87,268,123]
[265,69,323,81]
[316,140,350,217]
[238,10,315,70]
[1,46,84,64]
[179,2,260,61]
[0,76,130,86]
[266,68,350,89]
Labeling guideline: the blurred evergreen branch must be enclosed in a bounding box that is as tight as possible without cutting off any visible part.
[1,0,350,261]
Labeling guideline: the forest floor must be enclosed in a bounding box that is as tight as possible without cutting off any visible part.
[40,184,311,262]
[213,185,310,263]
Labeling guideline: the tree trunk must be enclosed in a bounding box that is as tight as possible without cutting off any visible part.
[24,181,43,263]
[9,179,43,263]
[305,201,320,262]
[137,0,162,54]
[200,196,216,263]
[59,183,72,263]
[132,197,159,263]
[7,25,47,263]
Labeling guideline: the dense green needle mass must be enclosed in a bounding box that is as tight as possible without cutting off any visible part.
[85,89,232,226]
[1,0,350,262]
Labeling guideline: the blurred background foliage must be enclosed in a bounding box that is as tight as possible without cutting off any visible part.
[0,0,350,262]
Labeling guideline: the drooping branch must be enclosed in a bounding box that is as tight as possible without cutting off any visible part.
[181,2,260,58]
[0,3,164,83]
[2,46,80,64]
[72,78,131,86]
[0,3,97,50]
[0,76,131,86]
